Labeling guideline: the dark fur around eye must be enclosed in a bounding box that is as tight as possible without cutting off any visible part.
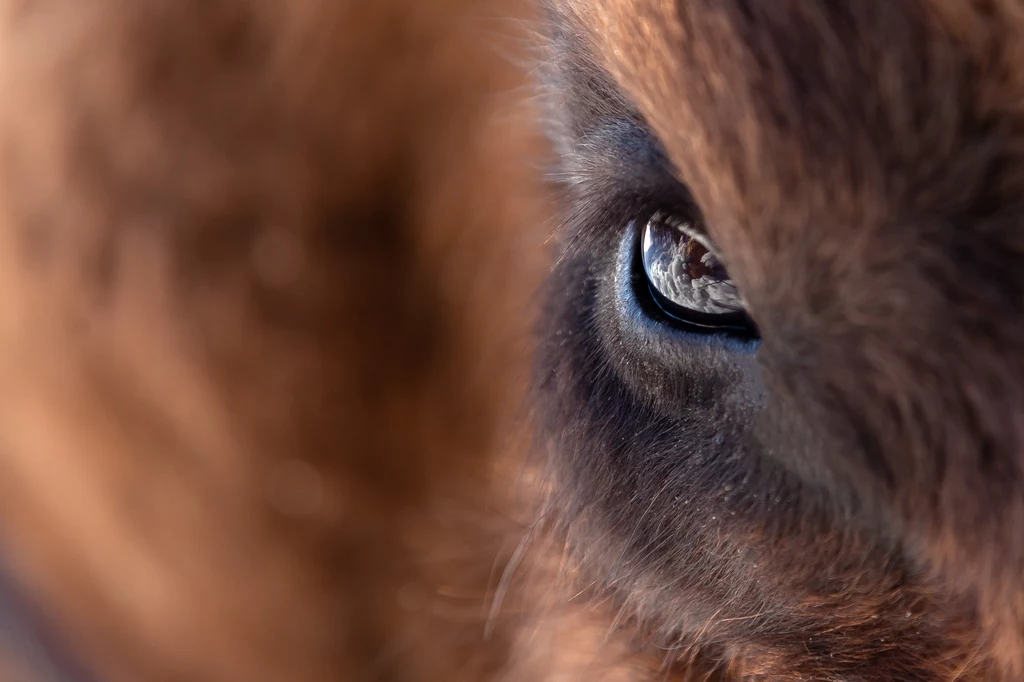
[534,188,974,678]
[533,158,965,677]
[535,158,981,679]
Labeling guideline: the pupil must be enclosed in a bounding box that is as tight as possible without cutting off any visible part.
[641,216,744,316]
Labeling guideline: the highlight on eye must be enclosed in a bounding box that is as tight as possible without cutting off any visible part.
[639,212,758,338]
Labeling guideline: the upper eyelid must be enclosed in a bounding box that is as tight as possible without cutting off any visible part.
[557,120,694,206]
[552,195,711,278]
[545,121,661,243]
[550,122,712,260]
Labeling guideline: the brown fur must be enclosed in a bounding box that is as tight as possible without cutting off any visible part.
[0,1,550,680]
[537,0,1024,679]
[2,0,1024,681]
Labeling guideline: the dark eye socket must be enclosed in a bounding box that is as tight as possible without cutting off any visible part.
[637,212,759,339]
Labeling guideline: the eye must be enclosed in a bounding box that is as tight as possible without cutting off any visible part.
[638,212,759,338]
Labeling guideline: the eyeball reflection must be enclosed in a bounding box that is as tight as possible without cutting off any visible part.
[640,214,744,316]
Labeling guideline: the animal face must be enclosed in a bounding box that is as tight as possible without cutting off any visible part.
[536,1,1024,679]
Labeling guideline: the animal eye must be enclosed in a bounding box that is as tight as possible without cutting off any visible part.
[639,212,758,338]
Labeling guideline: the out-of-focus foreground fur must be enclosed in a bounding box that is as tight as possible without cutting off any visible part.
[0,1,550,680]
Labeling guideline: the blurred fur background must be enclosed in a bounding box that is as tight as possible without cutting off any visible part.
[0,1,561,680]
